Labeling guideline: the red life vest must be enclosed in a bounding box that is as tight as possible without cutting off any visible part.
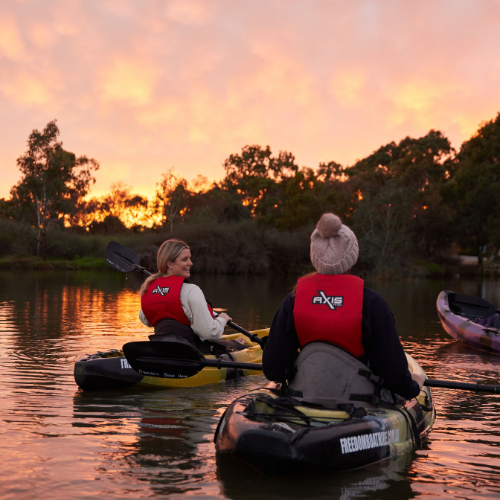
[141,276,190,327]
[293,274,365,357]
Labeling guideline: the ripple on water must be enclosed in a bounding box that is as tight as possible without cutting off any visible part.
[1,273,500,499]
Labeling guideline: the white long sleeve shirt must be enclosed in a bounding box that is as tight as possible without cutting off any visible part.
[139,282,227,341]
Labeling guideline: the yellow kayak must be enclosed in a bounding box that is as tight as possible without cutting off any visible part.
[74,329,268,391]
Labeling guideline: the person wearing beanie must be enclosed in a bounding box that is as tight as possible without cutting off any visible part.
[262,213,425,407]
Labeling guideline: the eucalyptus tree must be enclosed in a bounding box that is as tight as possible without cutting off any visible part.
[346,130,457,271]
[445,113,500,270]
[11,120,99,257]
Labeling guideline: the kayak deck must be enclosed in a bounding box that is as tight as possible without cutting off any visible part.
[74,329,267,391]
[215,354,435,474]
[437,290,500,354]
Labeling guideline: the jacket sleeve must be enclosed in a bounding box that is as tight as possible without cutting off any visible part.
[262,293,301,383]
[182,284,227,341]
[362,290,420,400]
[139,308,152,328]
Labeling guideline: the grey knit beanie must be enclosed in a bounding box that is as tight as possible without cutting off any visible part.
[310,213,359,275]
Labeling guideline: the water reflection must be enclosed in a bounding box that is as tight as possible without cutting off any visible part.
[217,451,417,500]
[1,271,500,499]
[70,380,259,498]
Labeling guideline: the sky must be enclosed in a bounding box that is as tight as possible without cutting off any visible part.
[2,0,500,200]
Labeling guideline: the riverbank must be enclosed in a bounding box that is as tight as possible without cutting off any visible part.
[1,253,490,280]
[0,219,490,277]
[0,255,108,270]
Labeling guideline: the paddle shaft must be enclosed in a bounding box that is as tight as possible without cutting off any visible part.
[159,355,500,393]
[424,379,500,393]
[125,341,500,391]
[213,313,263,346]
[201,358,261,370]
[140,355,500,392]
[138,266,152,277]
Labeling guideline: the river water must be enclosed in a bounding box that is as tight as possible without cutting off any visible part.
[1,271,500,499]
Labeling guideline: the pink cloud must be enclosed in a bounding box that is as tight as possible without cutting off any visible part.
[1,0,500,199]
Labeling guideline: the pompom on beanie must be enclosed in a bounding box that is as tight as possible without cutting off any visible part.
[310,213,359,275]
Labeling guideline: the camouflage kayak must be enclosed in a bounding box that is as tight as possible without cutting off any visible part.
[215,354,435,474]
[437,290,500,354]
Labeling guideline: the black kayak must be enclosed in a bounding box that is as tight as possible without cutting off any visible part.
[74,330,266,391]
[215,354,435,474]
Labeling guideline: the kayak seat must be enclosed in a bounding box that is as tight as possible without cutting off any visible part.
[478,313,500,329]
[288,343,382,408]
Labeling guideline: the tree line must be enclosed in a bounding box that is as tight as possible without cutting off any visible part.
[1,114,500,273]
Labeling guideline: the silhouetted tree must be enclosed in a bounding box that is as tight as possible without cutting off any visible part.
[222,145,299,220]
[154,168,191,232]
[444,113,500,270]
[11,120,99,257]
[346,130,456,270]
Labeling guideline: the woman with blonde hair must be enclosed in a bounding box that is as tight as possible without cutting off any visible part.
[139,239,233,350]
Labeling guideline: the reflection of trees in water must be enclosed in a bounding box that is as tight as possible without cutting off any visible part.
[426,342,500,423]
[404,334,500,423]
[71,382,246,497]
[72,382,419,500]
[4,271,500,498]
[411,339,500,497]
[217,451,416,500]
[0,271,142,358]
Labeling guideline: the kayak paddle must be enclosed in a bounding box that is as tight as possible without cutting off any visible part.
[424,379,500,393]
[123,341,262,378]
[447,292,500,319]
[106,241,152,276]
[106,241,265,346]
[123,341,500,394]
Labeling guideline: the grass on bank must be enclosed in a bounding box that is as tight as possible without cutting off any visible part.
[0,255,108,270]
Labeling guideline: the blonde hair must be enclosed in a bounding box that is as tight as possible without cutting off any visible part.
[139,239,190,296]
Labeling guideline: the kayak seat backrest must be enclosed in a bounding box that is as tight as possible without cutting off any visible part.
[448,292,496,319]
[478,313,500,329]
[288,342,379,408]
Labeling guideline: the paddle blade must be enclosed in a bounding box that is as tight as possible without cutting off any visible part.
[448,292,496,319]
[123,341,206,378]
[106,241,140,273]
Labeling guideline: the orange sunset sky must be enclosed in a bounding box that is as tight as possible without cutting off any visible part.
[2,0,500,200]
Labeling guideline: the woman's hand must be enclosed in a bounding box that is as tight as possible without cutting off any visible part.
[218,312,232,322]
[411,371,427,389]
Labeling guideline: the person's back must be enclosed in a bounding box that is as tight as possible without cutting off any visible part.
[262,213,425,408]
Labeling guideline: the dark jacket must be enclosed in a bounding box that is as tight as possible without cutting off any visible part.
[262,287,420,400]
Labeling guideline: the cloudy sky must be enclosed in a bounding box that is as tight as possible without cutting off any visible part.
[2,0,500,199]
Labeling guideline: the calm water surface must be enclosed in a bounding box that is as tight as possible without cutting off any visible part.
[1,271,500,499]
